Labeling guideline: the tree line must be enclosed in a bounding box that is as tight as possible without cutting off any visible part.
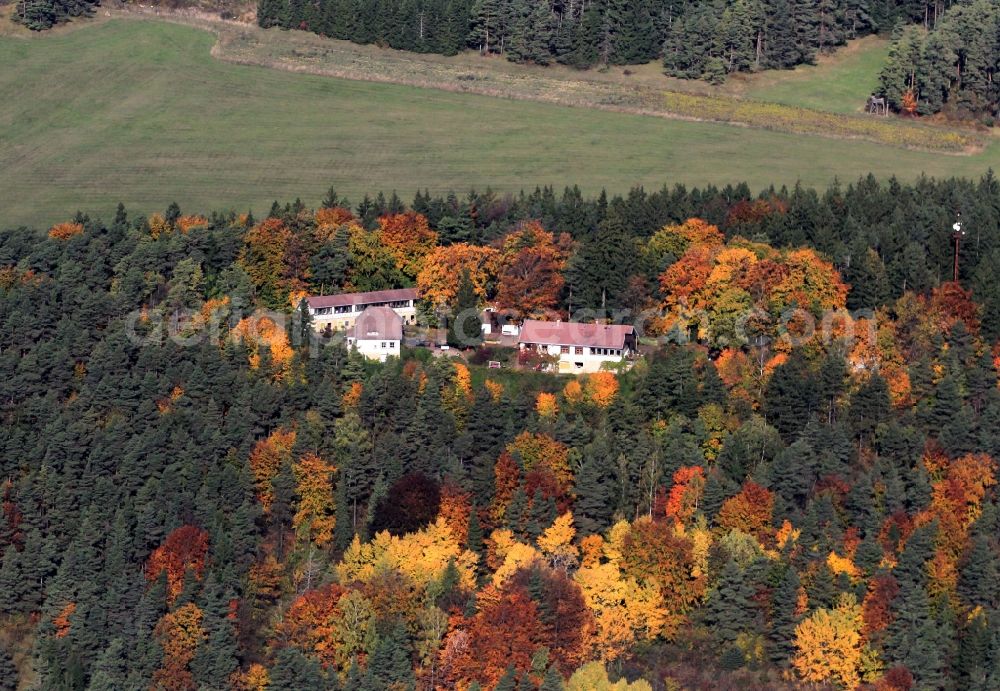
[255,0,930,76]
[3,174,1000,688]
[10,0,98,31]
[879,0,1000,118]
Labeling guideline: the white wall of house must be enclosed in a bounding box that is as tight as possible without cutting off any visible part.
[348,337,401,362]
[311,301,416,330]
[523,343,627,374]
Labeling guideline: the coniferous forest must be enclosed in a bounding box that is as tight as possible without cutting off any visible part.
[253,0,944,75]
[4,175,1000,689]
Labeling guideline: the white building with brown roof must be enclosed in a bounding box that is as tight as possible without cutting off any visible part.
[518,320,637,374]
[306,288,418,331]
[346,307,403,362]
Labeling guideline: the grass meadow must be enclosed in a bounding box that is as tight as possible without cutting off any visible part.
[3,19,1000,229]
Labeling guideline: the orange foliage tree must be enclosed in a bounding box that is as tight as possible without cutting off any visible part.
[618,518,706,635]
[249,428,297,513]
[664,466,706,526]
[146,526,210,603]
[153,602,206,691]
[314,205,355,228]
[53,601,76,638]
[584,371,619,408]
[48,222,84,240]
[232,315,295,379]
[273,582,348,668]
[495,222,568,318]
[376,211,439,278]
[861,574,898,644]
[506,431,572,496]
[659,236,847,348]
[438,481,472,547]
[716,481,774,542]
[239,218,306,308]
[507,565,593,673]
[416,242,500,308]
[175,215,208,233]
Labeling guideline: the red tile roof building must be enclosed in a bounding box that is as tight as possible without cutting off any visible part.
[518,320,637,374]
[306,288,417,330]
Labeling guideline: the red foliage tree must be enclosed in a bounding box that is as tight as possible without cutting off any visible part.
[495,222,567,318]
[507,566,593,674]
[861,574,899,643]
[274,582,347,667]
[490,452,521,525]
[146,526,210,603]
[447,586,547,687]
[716,481,775,542]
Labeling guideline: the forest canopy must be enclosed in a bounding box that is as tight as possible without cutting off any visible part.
[254,0,939,75]
[3,174,1000,688]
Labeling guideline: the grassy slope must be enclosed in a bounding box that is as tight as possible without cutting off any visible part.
[743,36,891,113]
[2,20,1000,229]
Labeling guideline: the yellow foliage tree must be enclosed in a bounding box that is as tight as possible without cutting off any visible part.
[231,663,270,691]
[563,379,584,406]
[484,379,504,401]
[292,453,336,546]
[567,661,654,691]
[574,562,667,662]
[792,594,865,689]
[535,392,559,418]
[338,518,478,592]
[537,512,579,570]
[487,528,543,586]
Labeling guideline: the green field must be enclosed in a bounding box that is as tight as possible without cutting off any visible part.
[743,36,892,114]
[2,20,1000,229]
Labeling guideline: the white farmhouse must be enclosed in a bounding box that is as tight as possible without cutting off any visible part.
[518,320,637,374]
[306,288,418,331]
[346,307,403,362]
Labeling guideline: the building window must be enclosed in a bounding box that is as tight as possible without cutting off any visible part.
[381,342,387,348]
[560,345,570,354]
[575,346,583,355]
[389,342,395,348]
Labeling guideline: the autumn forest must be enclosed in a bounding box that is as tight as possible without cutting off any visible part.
[2,175,1000,690]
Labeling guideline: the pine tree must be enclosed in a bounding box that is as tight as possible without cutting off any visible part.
[0,644,17,691]
[704,559,755,646]
[363,621,415,690]
[495,665,519,691]
[959,532,999,609]
[447,269,483,349]
[260,655,324,691]
[87,639,129,691]
[540,665,565,690]
[769,565,800,666]
[572,441,613,534]
[508,0,554,64]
